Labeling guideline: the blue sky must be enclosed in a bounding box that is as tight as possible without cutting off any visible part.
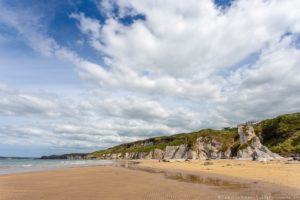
[0,0,300,157]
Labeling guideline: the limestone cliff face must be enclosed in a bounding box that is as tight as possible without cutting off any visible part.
[94,146,188,160]
[194,137,231,159]
[41,113,300,161]
[237,124,282,161]
[43,117,293,161]
[238,124,256,144]
[93,124,283,161]
[94,139,231,160]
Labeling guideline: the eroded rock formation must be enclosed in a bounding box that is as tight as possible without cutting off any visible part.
[237,124,282,161]
[194,137,231,159]
[42,119,289,161]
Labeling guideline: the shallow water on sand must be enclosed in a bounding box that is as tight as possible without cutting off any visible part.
[114,161,300,200]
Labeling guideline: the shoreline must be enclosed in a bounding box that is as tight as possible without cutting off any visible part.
[1,159,300,187]
[1,159,300,189]
[0,159,113,175]
[0,160,299,200]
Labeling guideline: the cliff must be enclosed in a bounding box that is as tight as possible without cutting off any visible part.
[236,123,282,161]
[87,127,237,160]
[253,113,300,156]
[87,113,300,161]
[41,112,300,161]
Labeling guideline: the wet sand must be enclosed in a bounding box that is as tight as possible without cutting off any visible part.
[0,163,299,200]
[140,159,300,189]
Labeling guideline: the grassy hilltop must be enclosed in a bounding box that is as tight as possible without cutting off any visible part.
[254,113,300,156]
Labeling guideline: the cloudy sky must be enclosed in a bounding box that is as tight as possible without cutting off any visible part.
[0,0,300,157]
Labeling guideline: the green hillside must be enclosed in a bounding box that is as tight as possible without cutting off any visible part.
[91,128,238,157]
[254,113,300,156]
[90,112,300,158]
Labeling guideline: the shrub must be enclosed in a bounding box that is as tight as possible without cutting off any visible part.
[203,161,214,166]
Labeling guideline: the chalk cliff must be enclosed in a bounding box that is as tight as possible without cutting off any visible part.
[41,113,300,161]
[236,123,282,161]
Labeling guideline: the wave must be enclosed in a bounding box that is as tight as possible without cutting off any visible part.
[22,164,33,167]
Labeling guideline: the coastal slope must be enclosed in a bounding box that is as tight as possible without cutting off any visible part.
[87,113,300,161]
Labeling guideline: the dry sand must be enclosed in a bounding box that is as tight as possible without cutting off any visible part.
[140,159,300,189]
[0,161,300,200]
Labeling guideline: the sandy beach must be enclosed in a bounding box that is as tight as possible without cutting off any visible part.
[140,159,300,189]
[0,160,300,200]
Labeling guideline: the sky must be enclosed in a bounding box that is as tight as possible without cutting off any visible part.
[0,0,300,157]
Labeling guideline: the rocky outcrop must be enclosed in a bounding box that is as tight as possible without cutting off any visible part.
[162,145,189,160]
[41,124,283,161]
[96,149,164,160]
[186,150,197,160]
[123,152,147,159]
[94,145,191,160]
[237,124,282,161]
[238,124,256,144]
[164,146,180,159]
[152,149,165,159]
[96,139,232,160]
[194,137,231,160]
[173,145,188,159]
[42,119,289,161]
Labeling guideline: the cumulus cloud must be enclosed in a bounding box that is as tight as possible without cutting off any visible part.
[68,0,300,101]
[215,34,300,124]
[0,0,300,155]
[0,84,62,117]
[0,84,206,153]
[0,83,87,120]
[75,0,300,76]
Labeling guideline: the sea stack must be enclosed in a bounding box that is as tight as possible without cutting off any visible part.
[237,122,282,161]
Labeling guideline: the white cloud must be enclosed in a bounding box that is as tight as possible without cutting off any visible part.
[76,0,300,77]
[215,34,300,124]
[1,0,300,154]
[0,85,62,117]
[68,0,300,101]
[0,83,207,153]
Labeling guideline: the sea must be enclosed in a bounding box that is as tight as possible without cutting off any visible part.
[0,158,112,174]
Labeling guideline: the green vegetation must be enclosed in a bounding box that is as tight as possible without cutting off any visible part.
[90,128,238,157]
[230,143,241,156]
[90,112,300,158]
[254,112,300,155]
[203,161,214,165]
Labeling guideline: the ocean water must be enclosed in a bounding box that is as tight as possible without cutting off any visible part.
[0,159,113,174]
